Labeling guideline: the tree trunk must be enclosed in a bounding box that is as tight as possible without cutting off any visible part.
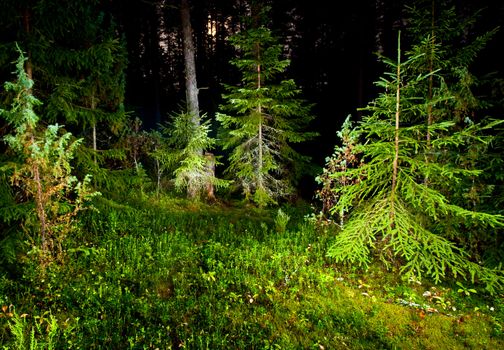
[256,43,264,194]
[180,0,202,199]
[204,152,216,201]
[180,0,200,125]
[390,32,401,227]
[392,64,400,197]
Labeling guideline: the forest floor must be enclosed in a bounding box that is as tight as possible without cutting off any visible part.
[1,195,503,349]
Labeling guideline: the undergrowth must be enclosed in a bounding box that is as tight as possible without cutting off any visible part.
[0,195,503,349]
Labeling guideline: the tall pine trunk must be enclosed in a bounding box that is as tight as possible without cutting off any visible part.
[180,0,202,199]
[180,0,200,125]
[256,42,264,194]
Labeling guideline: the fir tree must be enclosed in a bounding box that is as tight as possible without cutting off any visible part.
[153,110,228,201]
[179,0,206,199]
[217,18,316,206]
[403,1,503,262]
[42,6,127,178]
[323,33,504,292]
[0,0,128,191]
[0,50,98,264]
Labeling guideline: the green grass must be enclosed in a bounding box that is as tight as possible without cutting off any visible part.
[0,195,503,349]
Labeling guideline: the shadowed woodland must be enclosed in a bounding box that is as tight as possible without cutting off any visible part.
[1,0,504,348]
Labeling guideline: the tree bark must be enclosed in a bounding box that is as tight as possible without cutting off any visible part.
[390,32,401,228]
[391,37,401,198]
[180,0,200,125]
[180,0,202,199]
[204,152,216,201]
[256,42,264,194]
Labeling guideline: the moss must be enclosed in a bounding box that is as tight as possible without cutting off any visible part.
[368,302,413,338]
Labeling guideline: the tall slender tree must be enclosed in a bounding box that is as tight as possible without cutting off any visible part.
[40,4,127,171]
[217,7,316,206]
[400,1,502,260]
[179,0,205,199]
[323,31,504,292]
[1,51,97,263]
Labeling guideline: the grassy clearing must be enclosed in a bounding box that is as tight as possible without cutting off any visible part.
[0,196,503,349]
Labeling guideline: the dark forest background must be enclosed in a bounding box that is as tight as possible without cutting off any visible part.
[119,0,504,168]
[2,0,503,180]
